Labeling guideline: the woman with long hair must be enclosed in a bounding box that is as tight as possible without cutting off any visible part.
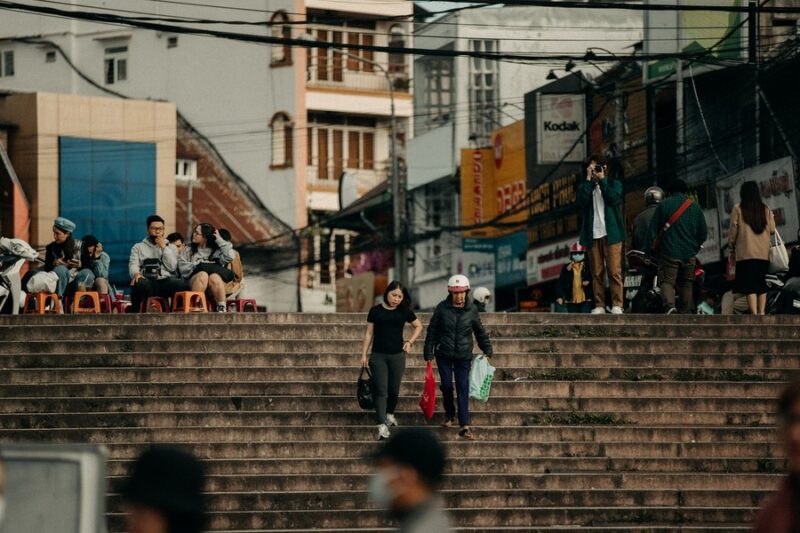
[178,223,235,312]
[360,281,423,440]
[728,180,776,314]
[79,234,112,295]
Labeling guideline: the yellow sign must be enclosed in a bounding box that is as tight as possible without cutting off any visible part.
[460,120,527,238]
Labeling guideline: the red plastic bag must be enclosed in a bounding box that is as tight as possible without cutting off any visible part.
[419,361,437,421]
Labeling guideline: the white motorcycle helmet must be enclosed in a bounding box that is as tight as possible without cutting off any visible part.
[473,286,491,304]
[447,274,470,293]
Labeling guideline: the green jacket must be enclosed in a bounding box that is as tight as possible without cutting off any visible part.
[645,193,707,261]
[577,178,626,248]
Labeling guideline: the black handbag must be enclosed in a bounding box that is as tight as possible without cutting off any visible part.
[357,367,375,410]
[194,262,235,283]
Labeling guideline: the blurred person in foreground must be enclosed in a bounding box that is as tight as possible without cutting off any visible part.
[370,427,451,533]
[753,380,800,532]
[120,445,206,533]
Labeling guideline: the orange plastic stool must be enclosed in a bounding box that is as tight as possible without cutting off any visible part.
[143,296,169,313]
[23,292,62,314]
[171,291,208,313]
[71,291,101,314]
[227,299,258,312]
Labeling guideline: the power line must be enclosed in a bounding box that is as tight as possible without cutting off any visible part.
[434,0,800,15]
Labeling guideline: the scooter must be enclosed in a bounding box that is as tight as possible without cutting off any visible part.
[0,236,41,314]
[625,249,706,313]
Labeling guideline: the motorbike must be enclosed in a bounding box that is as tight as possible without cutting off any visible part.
[0,236,41,314]
[625,249,706,313]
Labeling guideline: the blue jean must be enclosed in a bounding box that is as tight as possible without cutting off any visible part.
[436,356,472,427]
[52,266,95,297]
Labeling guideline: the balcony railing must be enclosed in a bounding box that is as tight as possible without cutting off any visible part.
[307,165,387,194]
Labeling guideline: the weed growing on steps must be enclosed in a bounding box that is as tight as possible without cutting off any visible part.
[525,369,596,381]
[527,411,630,426]
[622,369,665,381]
[757,458,778,473]
[674,369,767,381]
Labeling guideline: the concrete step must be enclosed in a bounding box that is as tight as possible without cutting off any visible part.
[2,312,800,325]
[5,351,799,371]
[0,366,792,384]
[3,323,799,341]
[103,487,773,511]
[0,395,781,415]
[101,505,760,529]
[0,410,776,429]
[0,380,783,398]
[0,425,779,444]
[1,337,799,354]
[101,456,785,476]
[93,440,781,460]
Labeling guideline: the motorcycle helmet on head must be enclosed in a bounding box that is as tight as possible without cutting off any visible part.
[644,186,664,206]
[473,286,491,304]
[447,274,470,293]
[570,242,586,254]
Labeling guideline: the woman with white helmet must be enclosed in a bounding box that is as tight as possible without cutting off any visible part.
[472,286,492,312]
[423,275,493,440]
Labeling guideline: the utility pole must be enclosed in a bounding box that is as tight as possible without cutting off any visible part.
[749,0,761,164]
[675,1,686,180]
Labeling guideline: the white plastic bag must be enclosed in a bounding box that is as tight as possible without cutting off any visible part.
[469,354,495,403]
[26,271,58,293]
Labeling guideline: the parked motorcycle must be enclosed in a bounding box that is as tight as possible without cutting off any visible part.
[0,236,41,314]
[625,249,706,313]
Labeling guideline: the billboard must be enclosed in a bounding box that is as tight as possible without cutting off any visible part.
[536,94,586,163]
[715,156,798,249]
[526,236,575,286]
[460,121,528,238]
[495,231,528,288]
[461,237,495,312]
[644,0,744,82]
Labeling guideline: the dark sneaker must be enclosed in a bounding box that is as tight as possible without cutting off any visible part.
[666,307,677,315]
[440,417,457,428]
[459,427,475,440]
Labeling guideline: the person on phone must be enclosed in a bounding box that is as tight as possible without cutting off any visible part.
[41,217,92,298]
[129,215,186,313]
[78,234,113,296]
[178,223,235,312]
[360,281,423,441]
[577,155,626,314]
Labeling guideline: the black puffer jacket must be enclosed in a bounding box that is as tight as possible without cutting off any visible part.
[423,298,493,361]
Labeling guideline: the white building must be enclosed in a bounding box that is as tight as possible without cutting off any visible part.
[407,5,643,310]
[0,0,413,310]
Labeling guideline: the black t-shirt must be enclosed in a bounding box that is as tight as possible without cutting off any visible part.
[368,304,417,355]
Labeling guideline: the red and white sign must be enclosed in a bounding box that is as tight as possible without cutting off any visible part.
[472,150,484,224]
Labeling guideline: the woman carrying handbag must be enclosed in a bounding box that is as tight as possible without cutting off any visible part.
[360,281,423,441]
[728,181,776,315]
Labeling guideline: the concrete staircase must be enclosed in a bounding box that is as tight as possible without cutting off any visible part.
[0,312,796,531]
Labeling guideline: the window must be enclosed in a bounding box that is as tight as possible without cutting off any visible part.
[308,114,377,179]
[167,36,178,49]
[388,25,406,74]
[270,112,293,169]
[104,45,128,85]
[175,159,198,181]
[270,11,292,66]
[0,50,14,77]
[468,39,499,144]
[415,54,454,135]
[45,51,56,63]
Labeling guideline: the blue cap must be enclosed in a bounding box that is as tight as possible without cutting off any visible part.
[53,217,76,233]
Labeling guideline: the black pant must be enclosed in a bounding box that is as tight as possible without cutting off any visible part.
[130,277,188,312]
[437,356,472,426]
[368,351,406,425]
[658,256,695,313]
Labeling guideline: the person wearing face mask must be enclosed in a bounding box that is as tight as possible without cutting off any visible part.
[369,427,451,533]
[753,380,800,532]
[129,215,186,313]
[361,281,424,441]
[423,275,493,441]
[555,243,593,313]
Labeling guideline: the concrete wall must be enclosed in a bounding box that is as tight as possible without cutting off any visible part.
[0,92,176,247]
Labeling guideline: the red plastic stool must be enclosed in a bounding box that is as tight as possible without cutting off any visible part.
[227,299,258,312]
[98,294,113,313]
[23,292,62,314]
[143,296,169,313]
[171,291,207,313]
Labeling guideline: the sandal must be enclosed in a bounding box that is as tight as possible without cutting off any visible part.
[459,427,475,440]
[440,417,457,428]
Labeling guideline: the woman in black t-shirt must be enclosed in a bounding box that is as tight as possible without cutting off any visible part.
[361,281,423,440]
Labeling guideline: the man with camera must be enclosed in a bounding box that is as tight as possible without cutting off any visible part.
[577,155,626,314]
[128,215,186,312]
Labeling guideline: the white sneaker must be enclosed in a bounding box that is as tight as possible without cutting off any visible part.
[386,414,398,427]
[377,424,390,440]
[610,306,623,315]
[591,307,606,314]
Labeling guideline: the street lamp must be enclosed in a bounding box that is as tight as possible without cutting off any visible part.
[299,33,406,286]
